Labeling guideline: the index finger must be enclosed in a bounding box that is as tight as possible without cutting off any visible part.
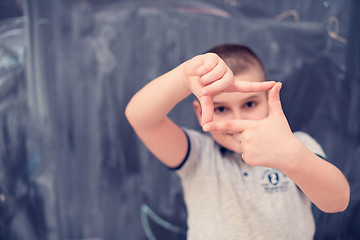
[202,119,252,133]
[232,81,276,93]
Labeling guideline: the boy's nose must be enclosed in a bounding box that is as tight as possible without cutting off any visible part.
[232,110,243,120]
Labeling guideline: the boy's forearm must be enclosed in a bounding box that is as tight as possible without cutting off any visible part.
[282,140,350,213]
[125,63,191,129]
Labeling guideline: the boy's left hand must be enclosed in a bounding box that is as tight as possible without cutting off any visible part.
[203,82,299,170]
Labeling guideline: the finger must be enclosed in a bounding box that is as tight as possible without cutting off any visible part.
[268,82,284,116]
[200,61,227,85]
[183,55,205,77]
[201,70,234,96]
[187,75,206,98]
[196,53,219,76]
[233,80,276,93]
[202,119,252,133]
[198,95,214,126]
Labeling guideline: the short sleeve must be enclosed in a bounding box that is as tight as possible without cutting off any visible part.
[172,128,214,180]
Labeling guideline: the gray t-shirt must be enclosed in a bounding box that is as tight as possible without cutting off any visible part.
[175,129,326,240]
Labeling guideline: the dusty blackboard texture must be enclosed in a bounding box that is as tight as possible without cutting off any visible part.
[0,0,359,239]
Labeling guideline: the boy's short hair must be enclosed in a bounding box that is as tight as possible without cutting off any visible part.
[206,44,265,78]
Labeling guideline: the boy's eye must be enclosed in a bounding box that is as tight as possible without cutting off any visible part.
[214,106,228,114]
[244,101,257,109]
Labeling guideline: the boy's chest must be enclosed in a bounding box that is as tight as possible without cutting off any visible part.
[216,154,295,197]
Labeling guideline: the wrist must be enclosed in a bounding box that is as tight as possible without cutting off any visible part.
[173,62,191,96]
[278,136,308,177]
[163,63,192,100]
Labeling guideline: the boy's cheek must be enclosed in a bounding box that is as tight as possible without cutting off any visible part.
[211,132,244,153]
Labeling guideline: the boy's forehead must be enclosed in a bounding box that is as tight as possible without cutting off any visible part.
[234,68,266,82]
[213,90,267,103]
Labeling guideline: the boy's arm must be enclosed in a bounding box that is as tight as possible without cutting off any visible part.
[281,140,350,213]
[125,63,191,168]
[125,54,229,167]
[203,82,350,213]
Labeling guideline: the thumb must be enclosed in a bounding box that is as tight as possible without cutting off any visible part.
[268,82,284,117]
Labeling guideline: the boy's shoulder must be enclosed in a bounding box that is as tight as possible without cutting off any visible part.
[174,128,220,175]
[182,127,217,150]
[183,127,212,141]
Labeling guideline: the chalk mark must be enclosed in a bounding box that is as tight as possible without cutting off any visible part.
[177,7,230,18]
[327,16,347,44]
[275,10,300,23]
[141,203,186,240]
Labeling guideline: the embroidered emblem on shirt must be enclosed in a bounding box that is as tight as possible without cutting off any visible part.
[261,169,289,193]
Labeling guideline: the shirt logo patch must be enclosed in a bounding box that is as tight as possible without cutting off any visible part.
[261,169,289,193]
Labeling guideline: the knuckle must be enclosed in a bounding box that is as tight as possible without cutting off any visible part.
[191,55,203,66]
[223,74,233,85]
[205,53,220,66]
[201,64,215,75]
[205,52,219,60]
[212,67,225,79]
[224,121,233,131]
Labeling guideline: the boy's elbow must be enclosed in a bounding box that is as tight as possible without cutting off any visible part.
[321,202,349,213]
[335,193,350,213]
[125,104,136,127]
[125,103,146,131]
[320,187,350,213]
[337,200,350,213]
[125,102,136,121]
[125,104,131,121]
[321,202,348,213]
[336,182,351,213]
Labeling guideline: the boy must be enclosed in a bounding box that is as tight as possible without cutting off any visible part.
[125,44,349,239]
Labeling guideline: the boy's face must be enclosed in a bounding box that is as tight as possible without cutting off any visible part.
[193,67,268,153]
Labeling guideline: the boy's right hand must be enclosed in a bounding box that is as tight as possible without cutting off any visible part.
[183,53,275,126]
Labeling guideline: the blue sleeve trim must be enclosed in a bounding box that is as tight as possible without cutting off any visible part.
[168,130,191,171]
[316,153,327,161]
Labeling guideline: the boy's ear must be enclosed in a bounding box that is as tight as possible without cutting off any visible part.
[192,100,202,125]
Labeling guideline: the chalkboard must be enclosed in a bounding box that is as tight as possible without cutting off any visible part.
[0,0,359,239]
